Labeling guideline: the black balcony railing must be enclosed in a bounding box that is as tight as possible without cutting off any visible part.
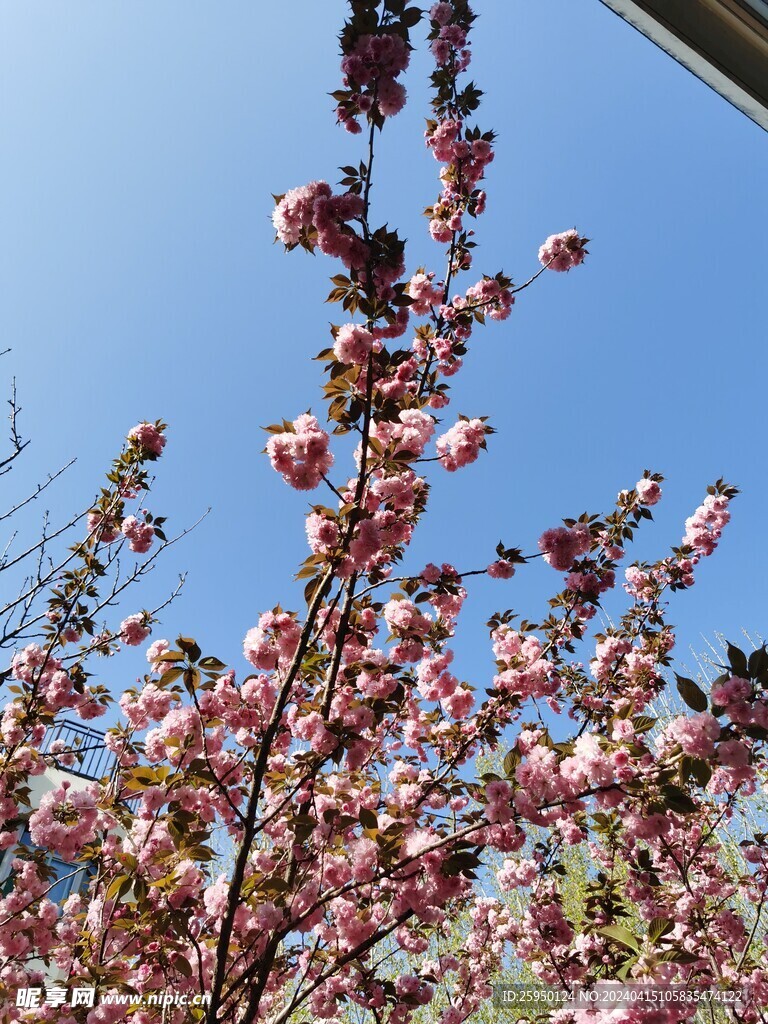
[40,720,116,781]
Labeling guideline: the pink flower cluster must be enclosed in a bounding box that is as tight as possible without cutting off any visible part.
[465,277,514,320]
[333,323,375,365]
[624,564,655,602]
[288,709,337,755]
[28,782,103,862]
[120,613,150,647]
[243,610,301,672]
[87,510,120,544]
[146,637,172,674]
[272,180,332,246]
[636,476,662,505]
[537,523,592,572]
[487,559,516,579]
[266,414,333,491]
[436,418,487,472]
[121,514,154,554]
[428,2,471,68]
[120,680,176,730]
[337,31,410,133]
[127,421,166,458]
[407,272,444,315]
[492,627,559,702]
[683,493,731,556]
[369,409,435,458]
[538,229,588,272]
[661,712,721,759]
[426,122,494,244]
[422,4,496,259]
[384,599,433,663]
[306,512,340,555]
[484,780,514,824]
[8,644,101,721]
[273,182,369,273]
[409,276,513,386]
[565,567,615,599]
[712,675,768,731]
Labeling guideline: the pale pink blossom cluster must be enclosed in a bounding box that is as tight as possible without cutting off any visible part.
[538,229,588,272]
[384,598,433,663]
[333,323,375,365]
[243,610,301,672]
[406,271,443,315]
[409,277,512,384]
[288,708,338,755]
[484,779,514,824]
[383,598,432,638]
[145,637,172,673]
[465,276,514,320]
[492,627,559,702]
[369,468,423,511]
[86,510,120,544]
[712,675,768,731]
[144,706,206,765]
[683,492,731,556]
[537,523,592,572]
[661,711,721,759]
[624,564,656,601]
[487,559,516,579]
[636,476,662,505]
[266,413,334,491]
[369,408,435,458]
[121,514,154,553]
[120,613,150,647]
[273,183,370,274]
[436,417,487,471]
[422,3,497,258]
[119,681,176,730]
[305,512,340,555]
[426,122,494,244]
[428,2,471,69]
[370,350,419,402]
[565,567,615,599]
[127,421,166,457]
[28,782,104,862]
[348,513,409,573]
[337,31,410,133]
[272,180,332,246]
[0,859,59,960]
[47,738,77,768]
[7,644,102,722]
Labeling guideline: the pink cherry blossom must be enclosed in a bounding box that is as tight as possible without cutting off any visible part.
[538,229,588,272]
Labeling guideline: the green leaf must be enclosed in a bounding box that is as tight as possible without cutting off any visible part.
[503,749,520,776]
[748,645,768,678]
[632,715,657,733]
[598,924,640,952]
[175,956,193,978]
[648,917,674,943]
[359,807,378,830]
[106,874,132,901]
[199,656,226,671]
[661,784,698,814]
[727,643,748,679]
[177,636,202,662]
[675,674,707,712]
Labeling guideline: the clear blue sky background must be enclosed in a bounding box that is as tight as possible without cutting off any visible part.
[1,0,766,701]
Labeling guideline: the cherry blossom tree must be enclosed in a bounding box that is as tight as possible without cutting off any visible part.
[1,3,766,1024]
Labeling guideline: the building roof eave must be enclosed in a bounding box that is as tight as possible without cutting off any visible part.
[599,0,768,131]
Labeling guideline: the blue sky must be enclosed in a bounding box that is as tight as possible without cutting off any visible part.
[0,0,766,699]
